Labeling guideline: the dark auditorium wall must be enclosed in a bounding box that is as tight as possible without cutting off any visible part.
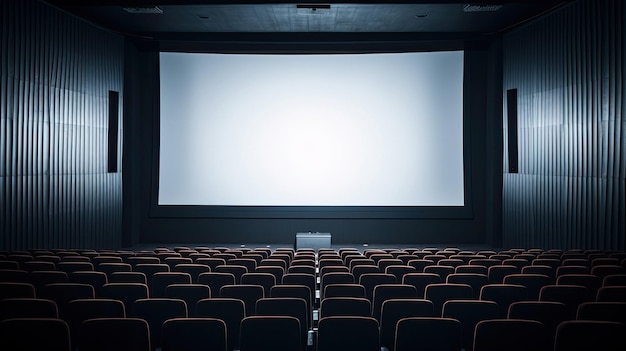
[502,0,625,250]
[124,42,503,246]
[0,1,125,250]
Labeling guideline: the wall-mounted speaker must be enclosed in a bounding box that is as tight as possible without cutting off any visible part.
[108,90,119,173]
[506,89,518,173]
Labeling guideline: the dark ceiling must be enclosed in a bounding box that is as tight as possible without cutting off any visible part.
[45,1,571,47]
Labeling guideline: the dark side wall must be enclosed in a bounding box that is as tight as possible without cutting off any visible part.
[123,41,503,246]
[502,0,625,250]
[1,0,125,250]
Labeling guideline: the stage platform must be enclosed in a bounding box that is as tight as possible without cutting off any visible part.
[129,242,498,252]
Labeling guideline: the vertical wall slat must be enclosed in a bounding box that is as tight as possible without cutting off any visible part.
[503,0,625,250]
[1,0,124,250]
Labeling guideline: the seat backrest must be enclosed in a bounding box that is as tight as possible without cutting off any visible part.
[80,318,151,351]
[317,316,380,351]
[487,265,519,284]
[455,265,488,275]
[219,284,264,316]
[96,263,132,277]
[320,272,355,298]
[164,284,211,316]
[402,273,442,299]
[323,283,366,299]
[479,284,527,318]
[602,274,626,286]
[385,266,417,283]
[596,286,626,302]
[379,299,435,350]
[446,273,489,298]
[576,302,626,324]
[0,298,58,320]
[320,297,371,318]
[0,318,71,351]
[65,298,126,348]
[556,273,601,297]
[255,265,285,283]
[161,318,227,351]
[538,285,589,318]
[423,265,455,280]
[171,264,210,283]
[239,316,301,351]
[372,284,418,320]
[196,297,245,350]
[554,320,626,351]
[424,283,473,316]
[473,319,550,351]
[0,282,36,300]
[100,283,148,315]
[442,300,499,351]
[152,272,191,297]
[282,273,316,298]
[256,297,309,350]
[197,272,235,297]
[241,273,276,296]
[132,298,188,349]
[502,274,555,300]
[394,317,461,351]
[359,273,396,301]
[109,272,147,284]
[507,300,567,344]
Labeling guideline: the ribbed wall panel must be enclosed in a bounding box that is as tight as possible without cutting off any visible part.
[502,0,625,250]
[1,0,124,250]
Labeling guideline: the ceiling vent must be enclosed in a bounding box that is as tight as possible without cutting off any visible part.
[122,6,163,14]
[463,4,503,12]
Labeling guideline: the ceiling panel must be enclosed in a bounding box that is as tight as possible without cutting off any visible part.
[45,1,570,38]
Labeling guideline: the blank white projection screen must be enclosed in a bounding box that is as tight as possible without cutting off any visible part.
[159,51,464,206]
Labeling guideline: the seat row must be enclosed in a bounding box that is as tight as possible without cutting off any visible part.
[2,295,626,351]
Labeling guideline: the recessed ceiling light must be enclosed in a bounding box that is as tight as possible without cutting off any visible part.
[122,6,163,14]
[197,15,211,20]
[463,4,503,12]
[415,14,429,18]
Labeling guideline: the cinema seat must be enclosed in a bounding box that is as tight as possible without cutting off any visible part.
[220,284,264,316]
[576,302,626,324]
[538,285,589,318]
[255,297,309,350]
[359,273,396,301]
[317,316,380,351]
[152,272,192,297]
[133,298,188,350]
[161,318,227,351]
[0,282,36,299]
[0,298,58,320]
[241,273,276,296]
[379,299,435,351]
[394,317,462,351]
[554,320,626,351]
[100,283,148,315]
[196,297,245,350]
[507,301,568,346]
[0,318,71,351]
[473,319,550,351]
[442,300,499,351]
[596,286,626,302]
[239,316,301,351]
[479,284,527,317]
[323,283,366,299]
[80,318,150,351]
[320,297,371,318]
[198,272,235,296]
